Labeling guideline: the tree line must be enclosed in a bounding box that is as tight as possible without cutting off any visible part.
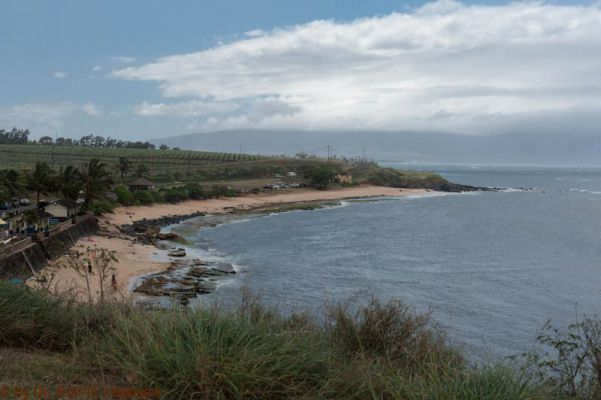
[0,160,113,212]
[0,127,157,149]
[38,134,156,149]
[0,127,30,144]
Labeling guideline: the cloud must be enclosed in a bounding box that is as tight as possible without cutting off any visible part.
[53,71,68,79]
[133,100,238,117]
[92,65,102,72]
[111,56,136,64]
[0,102,101,133]
[113,1,601,133]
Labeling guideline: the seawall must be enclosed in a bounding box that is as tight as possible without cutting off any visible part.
[0,214,98,280]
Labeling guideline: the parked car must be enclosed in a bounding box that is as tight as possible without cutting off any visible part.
[19,199,30,206]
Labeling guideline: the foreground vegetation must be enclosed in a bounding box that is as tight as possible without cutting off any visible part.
[1,280,600,399]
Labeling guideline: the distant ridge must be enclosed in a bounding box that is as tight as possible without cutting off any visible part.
[154,130,601,166]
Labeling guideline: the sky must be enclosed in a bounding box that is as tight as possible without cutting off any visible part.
[1,0,600,141]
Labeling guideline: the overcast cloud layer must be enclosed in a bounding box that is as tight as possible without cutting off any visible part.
[112,0,601,134]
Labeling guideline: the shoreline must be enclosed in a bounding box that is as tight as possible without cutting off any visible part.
[31,186,432,301]
[101,186,428,226]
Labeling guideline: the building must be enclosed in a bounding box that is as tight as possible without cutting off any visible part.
[45,199,79,220]
[128,177,156,192]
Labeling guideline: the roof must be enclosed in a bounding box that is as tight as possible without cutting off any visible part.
[0,218,7,226]
[35,209,52,219]
[128,177,155,186]
[55,199,79,209]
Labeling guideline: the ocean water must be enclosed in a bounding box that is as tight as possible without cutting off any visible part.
[168,166,601,361]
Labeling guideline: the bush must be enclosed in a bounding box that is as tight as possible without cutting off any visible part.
[520,319,601,399]
[302,165,340,189]
[114,185,134,206]
[90,199,115,215]
[150,190,164,203]
[133,190,153,205]
[325,298,460,373]
[184,183,204,200]
[161,187,189,203]
[210,184,237,198]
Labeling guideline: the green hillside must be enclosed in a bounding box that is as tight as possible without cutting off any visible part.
[0,144,266,172]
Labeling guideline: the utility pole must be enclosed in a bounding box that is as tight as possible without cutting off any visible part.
[326,145,331,161]
[363,148,367,166]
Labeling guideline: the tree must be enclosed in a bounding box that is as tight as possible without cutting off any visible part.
[59,165,82,200]
[115,157,130,183]
[26,162,54,205]
[134,164,150,178]
[22,209,39,226]
[0,169,22,197]
[39,136,53,145]
[79,159,114,211]
[302,165,338,189]
[159,144,169,150]
[61,247,117,303]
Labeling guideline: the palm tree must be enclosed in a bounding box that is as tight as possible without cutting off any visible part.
[80,159,114,211]
[115,157,130,183]
[60,165,82,200]
[26,162,54,205]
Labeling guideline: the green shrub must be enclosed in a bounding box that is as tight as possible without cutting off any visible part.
[114,185,134,206]
[90,199,115,215]
[301,165,340,189]
[133,190,153,205]
[161,187,189,203]
[150,190,164,203]
[184,183,204,200]
[210,184,237,198]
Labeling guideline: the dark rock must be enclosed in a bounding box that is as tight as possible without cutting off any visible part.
[168,248,186,257]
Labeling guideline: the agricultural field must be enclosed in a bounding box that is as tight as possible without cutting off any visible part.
[0,143,342,182]
[0,144,265,172]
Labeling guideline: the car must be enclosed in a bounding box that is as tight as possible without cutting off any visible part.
[19,199,30,206]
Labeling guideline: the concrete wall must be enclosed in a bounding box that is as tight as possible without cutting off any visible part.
[0,214,99,280]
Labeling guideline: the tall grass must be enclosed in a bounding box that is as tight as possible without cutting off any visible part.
[0,282,114,351]
[0,282,551,399]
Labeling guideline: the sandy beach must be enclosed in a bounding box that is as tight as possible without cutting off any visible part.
[28,235,167,301]
[102,186,425,225]
[31,186,428,300]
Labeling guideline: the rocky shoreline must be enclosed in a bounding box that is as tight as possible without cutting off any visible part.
[113,201,346,305]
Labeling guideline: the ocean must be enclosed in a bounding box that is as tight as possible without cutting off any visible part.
[167,165,601,361]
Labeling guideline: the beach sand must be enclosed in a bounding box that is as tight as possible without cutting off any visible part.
[30,186,428,300]
[102,185,426,225]
[28,235,167,301]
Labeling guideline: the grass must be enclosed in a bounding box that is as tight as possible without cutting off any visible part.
[0,282,563,399]
[351,165,476,191]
